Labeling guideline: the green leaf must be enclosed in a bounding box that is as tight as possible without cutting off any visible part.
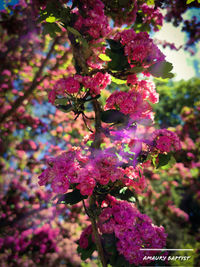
[129,66,144,74]
[81,247,95,261]
[110,187,135,202]
[77,236,96,261]
[106,49,130,71]
[43,22,61,37]
[57,189,87,205]
[86,140,93,146]
[105,39,130,71]
[56,104,73,113]
[99,53,111,61]
[54,98,69,105]
[101,110,128,124]
[152,155,158,167]
[157,153,171,168]
[160,155,176,170]
[147,0,155,4]
[191,168,199,178]
[67,26,82,37]
[186,0,195,4]
[46,16,57,23]
[106,39,124,52]
[77,245,96,261]
[67,26,89,48]
[148,61,174,79]
[111,76,126,84]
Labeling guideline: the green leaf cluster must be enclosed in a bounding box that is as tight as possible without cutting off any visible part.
[148,61,174,79]
[39,1,71,37]
[154,78,200,127]
[106,39,130,71]
[57,189,87,205]
[110,187,136,203]
[101,109,128,124]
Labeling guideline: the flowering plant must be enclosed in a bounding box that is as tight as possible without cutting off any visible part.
[1,0,199,266]
[36,1,182,266]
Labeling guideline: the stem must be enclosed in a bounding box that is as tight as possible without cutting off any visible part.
[92,99,102,149]
[89,196,107,267]
[68,29,107,266]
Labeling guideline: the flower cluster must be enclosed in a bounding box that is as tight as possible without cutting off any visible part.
[152,129,181,153]
[141,4,163,31]
[16,139,38,151]
[99,199,167,265]
[123,166,146,193]
[0,224,59,263]
[75,72,111,96]
[168,204,189,221]
[114,29,165,67]
[103,0,137,27]
[74,0,110,39]
[87,39,107,69]
[105,90,153,121]
[79,225,94,249]
[38,149,125,196]
[127,76,159,104]
[48,72,111,104]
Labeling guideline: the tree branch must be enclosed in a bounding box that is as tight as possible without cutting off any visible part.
[68,31,107,266]
[89,195,107,267]
[92,99,102,149]
[0,36,60,124]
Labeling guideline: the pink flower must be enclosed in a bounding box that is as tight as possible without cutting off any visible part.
[114,29,165,67]
[76,177,96,196]
[79,235,89,249]
[51,175,70,194]
[48,90,56,104]
[65,77,80,94]
[79,225,93,249]
[105,90,153,121]
[152,129,181,152]
[155,135,172,152]
[99,199,167,265]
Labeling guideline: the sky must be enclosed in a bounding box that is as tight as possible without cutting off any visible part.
[154,22,199,81]
[0,0,18,10]
[154,8,200,81]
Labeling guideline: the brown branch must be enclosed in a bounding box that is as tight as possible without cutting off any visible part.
[92,99,102,149]
[68,30,107,266]
[0,36,60,124]
[89,195,107,267]
[0,205,51,229]
[41,49,70,82]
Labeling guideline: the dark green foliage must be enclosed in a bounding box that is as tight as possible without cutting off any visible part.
[106,39,130,71]
[57,189,87,205]
[43,22,62,37]
[154,78,200,127]
[157,153,172,168]
[148,61,174,79]
[56,104,73,113]
[110,187,136,202]
[101,109,128,124]
[77,236,97,261]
